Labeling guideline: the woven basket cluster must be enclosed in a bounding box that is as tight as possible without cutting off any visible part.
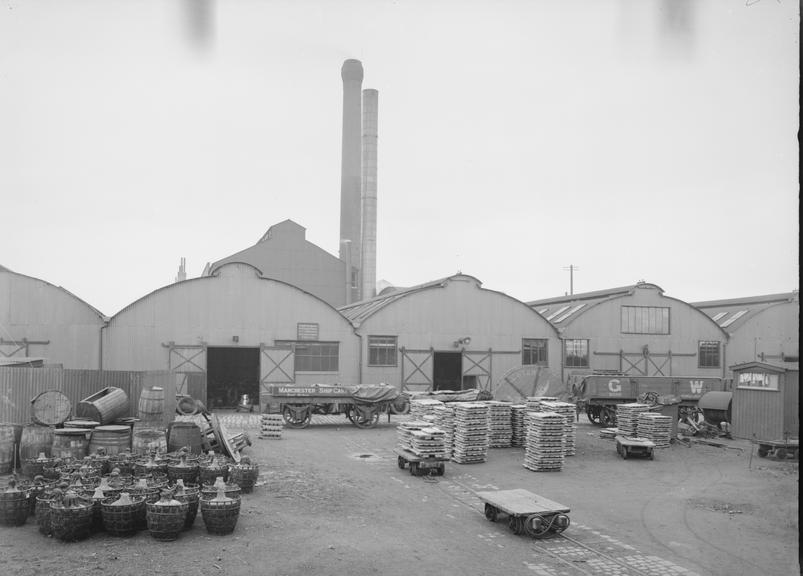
[200,497,241,535]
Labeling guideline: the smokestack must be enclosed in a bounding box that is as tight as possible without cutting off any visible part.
[339,59,364,301]
[360,89,378,300]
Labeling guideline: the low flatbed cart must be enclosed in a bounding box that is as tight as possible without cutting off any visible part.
[757,438,799,459]
[393,447,447,476]
[476,489,571,539]
[615,435,655,460]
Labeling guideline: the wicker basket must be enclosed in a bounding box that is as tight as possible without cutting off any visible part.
[50,493,94,542]
[146,493,188,541]
[200,488,241,535]
[172,481,200,530]
[200,480,241,501]
[0,481,29,527]
[167,455,199,485]
[229,463,259,494]
[101,492,146,536]
[36,493,57,535]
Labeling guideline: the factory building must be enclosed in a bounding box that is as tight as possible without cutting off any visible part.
[0,266,105,369]
[692,292,799,378]
[103,262,360,409]
[527,282,730,384]
[340,274,563,400]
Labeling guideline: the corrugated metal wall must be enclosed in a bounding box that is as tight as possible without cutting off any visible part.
[732,371,799,440]
[0,367,176,425]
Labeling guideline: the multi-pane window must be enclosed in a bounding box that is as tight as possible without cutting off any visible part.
[275,340,339,372]
[737,372,779,390]
[522,339,548,366]
[621,306,670,334]
[698,341,720,368]
[368,336,398,366]
[564,339,589,368]
[297,323,319,341]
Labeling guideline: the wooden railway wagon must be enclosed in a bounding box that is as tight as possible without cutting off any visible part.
[572,374,726,426]
[261,383,399,429]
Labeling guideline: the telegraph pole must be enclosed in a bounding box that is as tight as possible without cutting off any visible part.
[563,264,579,295]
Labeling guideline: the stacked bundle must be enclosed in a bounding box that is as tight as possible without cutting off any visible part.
[259,414,284,440]
[637,413,672,448]
[485,401,513,448]
[598,428,618,439]
[410,399,445,421]
[616,403,652,437]
[396,421,434,452]
[510,404,527,447]
[452,403,490,464]
[432,404,456,459]
[523,397,558,443]
[523,411,566,472]
[540,401,577,456]
[409,428,448,459]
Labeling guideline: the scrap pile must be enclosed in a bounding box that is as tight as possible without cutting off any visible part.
[637,413,672,448]
[540,401,576,456]
[258,414,283,440]
[452,403,490,464]
[486,401,513,448]
[431,404,455,459]
[523,411,566,472]
[510,404,526,447]
[616,403,652,437]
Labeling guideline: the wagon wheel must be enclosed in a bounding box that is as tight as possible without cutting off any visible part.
[621,447,628,460]
[508,515,525,535]
[397,456,406,469]
[437,464,445,476]
[484,504,498,522]
[524,514,552,539]
[409,462,419,476]
[389,396,410,415]
[600,408,615,427]
[586,407,599,425]
[349,405,380,429]
[282,404,312,429]
[757,446,768,458]
[548,514,571,535]
[775,447,788,459]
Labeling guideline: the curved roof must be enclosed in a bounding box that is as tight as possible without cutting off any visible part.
[691,292,799,332]
[0,267,107,321]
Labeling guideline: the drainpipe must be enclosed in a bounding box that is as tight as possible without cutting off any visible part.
[99,321,108,372]
[357,332,363,384]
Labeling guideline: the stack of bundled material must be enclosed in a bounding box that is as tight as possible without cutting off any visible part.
[396,420,434,452]
[616,403,652,437]
[410,399,445,421]
[523,411,566,472]
[523,397,558,443]
[637,413,672,448]
[452,403,490,464]
[511,405,527,447]
[540,401,577,456]
[598,428,618,439]
[432,404,456,458]
[259,414,284,439]
[409,427,448,459]
[485,401,513,448]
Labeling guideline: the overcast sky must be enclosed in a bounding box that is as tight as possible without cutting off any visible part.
[1,0,798,316]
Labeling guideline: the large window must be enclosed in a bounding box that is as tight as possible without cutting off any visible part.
[275,340,339,372]
[522,339,548,366]
[368,336,398,366]
[698,341,720,368]
[621,306,670,334]
[564,339,589,368]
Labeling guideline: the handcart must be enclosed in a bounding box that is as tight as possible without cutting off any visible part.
[393,446,447,476]
[615,435,655,460]
[476,488,571,539]
[756,438,799,459]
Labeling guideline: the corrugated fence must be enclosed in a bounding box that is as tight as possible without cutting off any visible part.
[0,367,176,426]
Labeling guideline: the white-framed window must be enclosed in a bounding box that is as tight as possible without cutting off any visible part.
[698,341,721,368]
[368,336,397,366]
[621,306,670,334]
[564,339,589,368]
[522,339,548,366]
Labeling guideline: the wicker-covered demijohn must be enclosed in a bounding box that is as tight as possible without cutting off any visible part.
[229,456,259,494]
[167,453,199,485]
[101,492,146,536]
[49,490,94,542]
[201,476,241,501]
[200,486,241,535]
[0,478,30,527]
[172,480,200,530]
[146,490,188,541]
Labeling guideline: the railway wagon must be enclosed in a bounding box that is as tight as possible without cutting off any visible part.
[572,374,726,426]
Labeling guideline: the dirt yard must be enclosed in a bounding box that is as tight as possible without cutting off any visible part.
[0,413,798,576]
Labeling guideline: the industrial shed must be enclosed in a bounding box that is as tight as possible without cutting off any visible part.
[730,361,799,441]
[0,266,105,369]
[103,262,360,410]
[528,282,730,384]
[692,292,799,378]
[339,274,562,400]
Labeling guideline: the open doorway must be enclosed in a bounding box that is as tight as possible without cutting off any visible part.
[433,351,462,391]
[206,347,260,409]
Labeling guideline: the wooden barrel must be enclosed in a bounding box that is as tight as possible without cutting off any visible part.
[132,429,167,455]
[64,420,100,430]
[31,390,72,426]
[138,386,164,423]
[19,424,54,461]
[76,387,129,425]
[52,428,90,459]
[176,395,199,416]
[0,424,17,473]
[168,422,203,454]
[88,425,131,456]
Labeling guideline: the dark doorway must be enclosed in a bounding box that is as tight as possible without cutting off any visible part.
[433,352,462,391]
[206,347,260,409]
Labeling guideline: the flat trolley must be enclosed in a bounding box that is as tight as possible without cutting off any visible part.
[614,435,655,460]
[756,438,799,459]
[476,489,571,539]
[393,447,447,476]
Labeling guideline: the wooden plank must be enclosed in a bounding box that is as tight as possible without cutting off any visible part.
[475,489,570,515]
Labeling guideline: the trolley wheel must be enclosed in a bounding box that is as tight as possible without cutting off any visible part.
[282,404,312,429]
[389,396,410,415]
[523,514,550,538]
[621,447,628,460]
[397,456,406,469]
[437,464,445,476]
[775,447,788,459]
[757,447,768,458]
[648,452,654,461]
[409,462,419,476]
[349,406,381,429]
[484,504,498,522]
[549,514,571,535]
[508,515,525,536]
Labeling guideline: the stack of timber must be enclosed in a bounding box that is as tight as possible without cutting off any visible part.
[511,404,527,447]
[396,420,435,452]
[616,403,652,437]
[432,403,456,459]
[637,413,672,448]
[452,403,490,464]
[540,401,577,456]
[485,401,513,448]
[258,414,284,439]
[523,411,566,472]
[409,428,448,459]
[410,399,445,421]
